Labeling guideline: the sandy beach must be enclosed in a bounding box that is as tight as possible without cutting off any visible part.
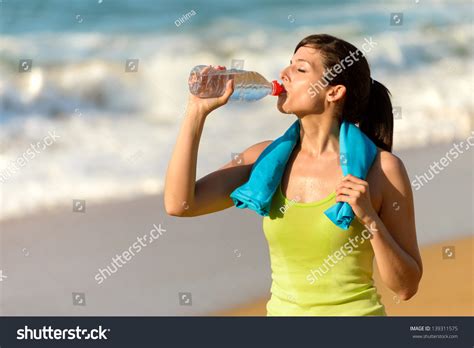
[0,141,472,316]
[213,236,474,316]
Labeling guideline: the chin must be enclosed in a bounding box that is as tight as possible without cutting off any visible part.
[277,105,287,114]
[278,105,296,115]
[277,100,292,114]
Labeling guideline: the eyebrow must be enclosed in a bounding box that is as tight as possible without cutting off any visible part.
[290,59,312,65]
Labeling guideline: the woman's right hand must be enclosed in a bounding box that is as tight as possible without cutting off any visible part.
[186,65,234,116]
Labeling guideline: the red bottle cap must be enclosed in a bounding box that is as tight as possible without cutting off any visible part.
[271,80,285,96]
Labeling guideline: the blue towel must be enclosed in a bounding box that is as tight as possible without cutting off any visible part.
[229,119,378,230]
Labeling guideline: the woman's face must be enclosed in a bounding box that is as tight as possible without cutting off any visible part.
[277,45,328,116]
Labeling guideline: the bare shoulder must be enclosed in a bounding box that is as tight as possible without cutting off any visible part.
[369,148,406,177]
[367,147,410,212]
[220,140,273,169]
[378,149,411,189]
[239,140,273,165]
[247,139,273,154]
[371,148,411,196]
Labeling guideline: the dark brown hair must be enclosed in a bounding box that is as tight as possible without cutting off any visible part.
[295,34,393,152]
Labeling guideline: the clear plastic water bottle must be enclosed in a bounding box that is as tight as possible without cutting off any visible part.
[188,65,285,101]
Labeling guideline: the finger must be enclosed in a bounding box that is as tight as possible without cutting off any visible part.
[336,187,359,197]
[337,180,353,189]
[339,177,367,190]
[218,79,234,103]
[336,181,366,193]
[344,174,367,185]
[335,194,351,203]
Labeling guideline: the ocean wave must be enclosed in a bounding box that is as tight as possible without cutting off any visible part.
[0,13,472,220]
[0,22,472,118]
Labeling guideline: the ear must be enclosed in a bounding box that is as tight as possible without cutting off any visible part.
[326,85,346,103]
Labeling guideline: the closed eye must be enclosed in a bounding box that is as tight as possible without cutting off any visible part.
[290,59,310,72]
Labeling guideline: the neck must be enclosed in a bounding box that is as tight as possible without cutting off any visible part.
[297,113,341,157]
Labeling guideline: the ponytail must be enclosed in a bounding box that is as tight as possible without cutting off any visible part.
[358,79,394,153]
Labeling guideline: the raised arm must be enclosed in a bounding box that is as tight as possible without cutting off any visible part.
[164,67,272,217]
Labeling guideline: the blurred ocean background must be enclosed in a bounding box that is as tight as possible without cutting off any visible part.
[0,0,473,220]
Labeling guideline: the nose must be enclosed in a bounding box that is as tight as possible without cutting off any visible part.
[280,66,290,83]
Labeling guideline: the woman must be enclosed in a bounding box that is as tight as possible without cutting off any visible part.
[164,34,423,316]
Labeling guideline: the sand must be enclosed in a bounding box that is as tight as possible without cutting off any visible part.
[213,236,474,316]
[0,141,472,315]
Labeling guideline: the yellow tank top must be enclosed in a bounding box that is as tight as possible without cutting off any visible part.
[262,183,386,316]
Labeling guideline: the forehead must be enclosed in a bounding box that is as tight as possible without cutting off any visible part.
[292,46,323,68]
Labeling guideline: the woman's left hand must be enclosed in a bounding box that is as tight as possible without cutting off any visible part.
[335,174,377,225]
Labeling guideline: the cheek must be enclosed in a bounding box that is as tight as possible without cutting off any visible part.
[277,92,317,114]
[294,79,318,101]
[292,84,320,108]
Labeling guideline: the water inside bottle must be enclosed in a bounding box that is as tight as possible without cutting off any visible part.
[230,70,273,101]
[188,65,272,101]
